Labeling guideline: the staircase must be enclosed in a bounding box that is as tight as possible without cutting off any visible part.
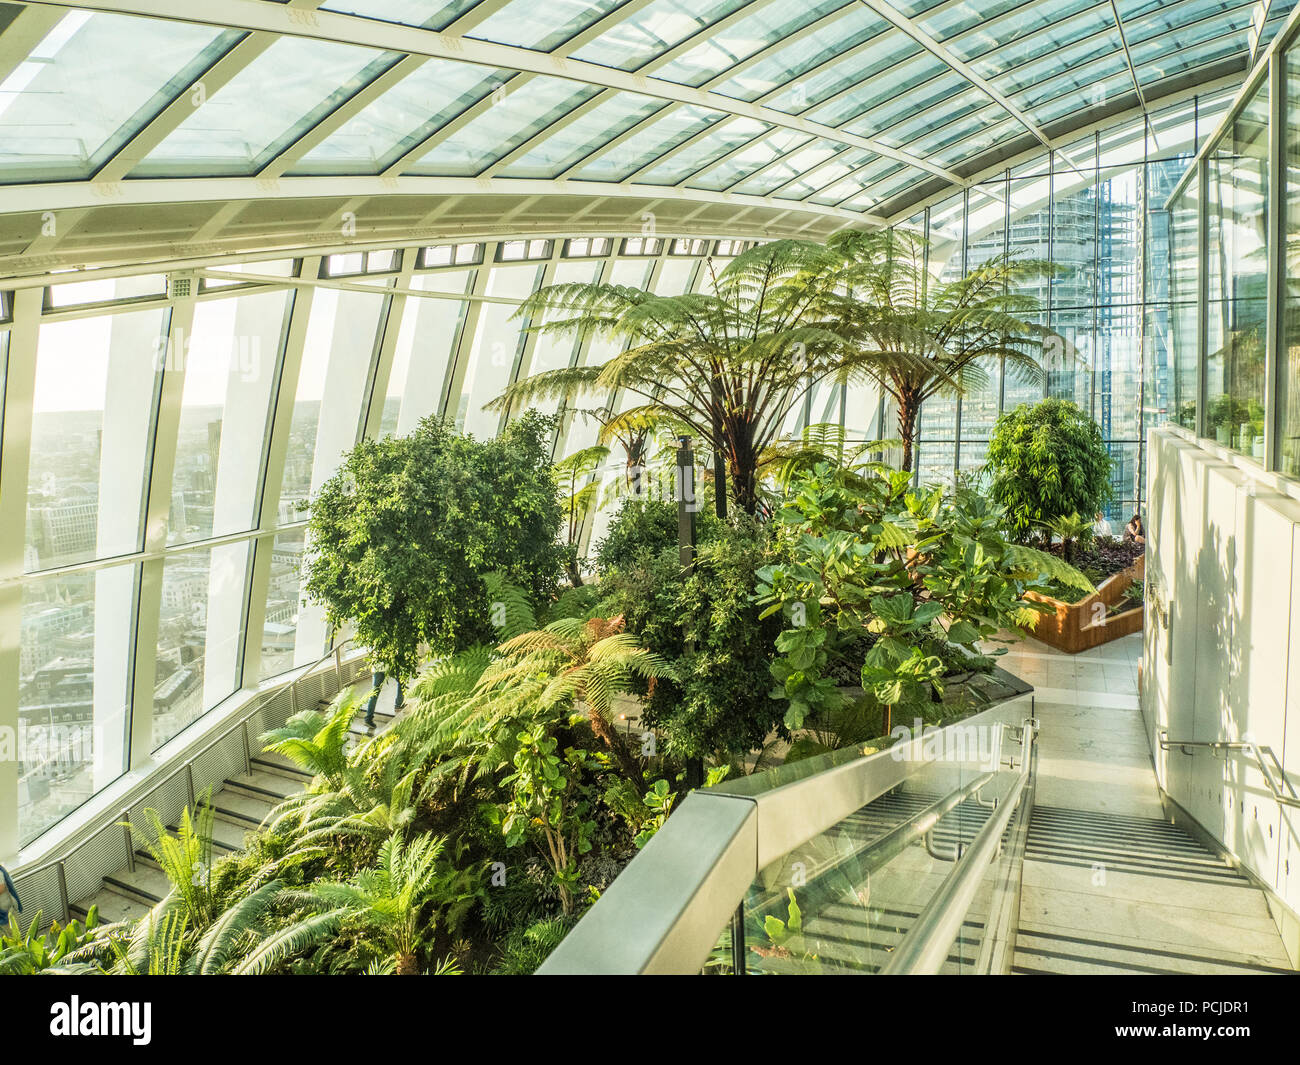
[68,698,399,926]
[748,789,1010,975]
[1012,805,1295,975]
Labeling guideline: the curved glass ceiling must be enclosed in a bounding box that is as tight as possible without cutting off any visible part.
[0,0,1292,268]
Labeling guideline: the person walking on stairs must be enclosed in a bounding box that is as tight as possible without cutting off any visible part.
[364,669,405,731]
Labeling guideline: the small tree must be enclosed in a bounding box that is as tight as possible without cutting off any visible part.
[303,412,565,680]
[985,398,1113,543]
[491,240,855,516]
[830,228,1052,472]
[553,444,609,586]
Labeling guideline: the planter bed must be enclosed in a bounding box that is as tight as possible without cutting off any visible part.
[1023,552,1144,653]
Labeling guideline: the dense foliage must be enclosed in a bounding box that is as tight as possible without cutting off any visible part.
[303,412,565,677]
[5,232,1104,978]
[985,398,1114,542]
[597,514,787,761]
[756,461,1090,734]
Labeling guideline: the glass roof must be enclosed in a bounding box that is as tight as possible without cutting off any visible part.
[0,0,1292,234]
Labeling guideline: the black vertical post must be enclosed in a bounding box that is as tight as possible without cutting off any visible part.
[676,435,697,570]
[676,436,704,790]
[730,902,746,976]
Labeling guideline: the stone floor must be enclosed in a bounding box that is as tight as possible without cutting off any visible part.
[994,631,1295,973]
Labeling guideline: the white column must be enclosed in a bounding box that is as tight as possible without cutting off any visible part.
[0,289,41,859]
[201,293,287,707]
[241,261,318,683]
[130,292,196,766]
[91,309,165,788]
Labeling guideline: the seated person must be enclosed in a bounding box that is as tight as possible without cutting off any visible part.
[1092,510,1113,539]
[1123,512,1146,548]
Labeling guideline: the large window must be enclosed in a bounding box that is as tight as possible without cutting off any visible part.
[168,292,290,544]
[1204,80,1269,460]
[277,287,386,521]
[910,105,1218,520]
[1281,50,1300,476]
[26,307,168,570]
[154,542,252,749]
[18,565,137,845]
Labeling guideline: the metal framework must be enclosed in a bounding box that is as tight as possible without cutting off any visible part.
[0,0,1289,277]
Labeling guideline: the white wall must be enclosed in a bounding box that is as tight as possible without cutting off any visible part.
[1144,427,1300,954]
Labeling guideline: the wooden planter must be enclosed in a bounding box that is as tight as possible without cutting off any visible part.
[1022,553,1145,654]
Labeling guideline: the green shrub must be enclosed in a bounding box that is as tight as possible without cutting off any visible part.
[756,462,1091,732]
[985,398,1112,542]
[490,917,573,975]
[599,517,786,760]
[304,411,565,677]
[593,497,720,576]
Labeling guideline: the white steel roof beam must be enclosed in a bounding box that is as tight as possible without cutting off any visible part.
[25,0,959,182]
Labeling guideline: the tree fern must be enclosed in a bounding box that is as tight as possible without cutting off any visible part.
[133,803,215,929]
[231,909,343,975]
[191,878,284,975]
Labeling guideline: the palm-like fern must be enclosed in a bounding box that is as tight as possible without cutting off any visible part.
[189,878,285,975]
[134,804,215,928]
[109,909,190,975]
[829,228,1054,472]
[229,909,343,975]
[492,240,856,515]
[308,832,464,975]
[260,693,359,790]
[488,615,673,783]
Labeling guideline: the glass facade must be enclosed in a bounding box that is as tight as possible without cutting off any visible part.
[905,94,1231,522]
[1170,26,1300,480]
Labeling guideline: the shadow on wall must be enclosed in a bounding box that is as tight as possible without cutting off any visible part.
[1147,429,1298,908]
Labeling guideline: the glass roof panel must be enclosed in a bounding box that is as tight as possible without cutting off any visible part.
[876,89,986,150]
[683,127,812,190]
[568,0,752,72]
[319,0,480,29]
[292,60,513,175]
[1114,0,1238,22]
[802,52,947,127]
[0,0,1280,232]
[497,92,666,178]
[763,30,922,114]
[570,103,725,181]
[650,0,850,87]
[927,116,1023,168]
[466,0,624,51]
[1125,1,1248,45]
[730,142,843,195]
[772,147,875,199]
[1130,26,1252,83]
[920,0,1076,43]
[839,166,925,212]
[408,77,599,175]
[707,6,886,101]
[962,3,1114,75]
[633,116,771,183]
[839,71,973,140]
[1028,70,1133,124]
[901,100,1005,156]
[0,11,235,183]
[134,37,398,177]
[993,30,1126,98]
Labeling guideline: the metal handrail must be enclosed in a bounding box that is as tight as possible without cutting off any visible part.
[11,636,359,922]
[538,696,1036,975]
[1157,730,1300,809]
[880,717,1038,974]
